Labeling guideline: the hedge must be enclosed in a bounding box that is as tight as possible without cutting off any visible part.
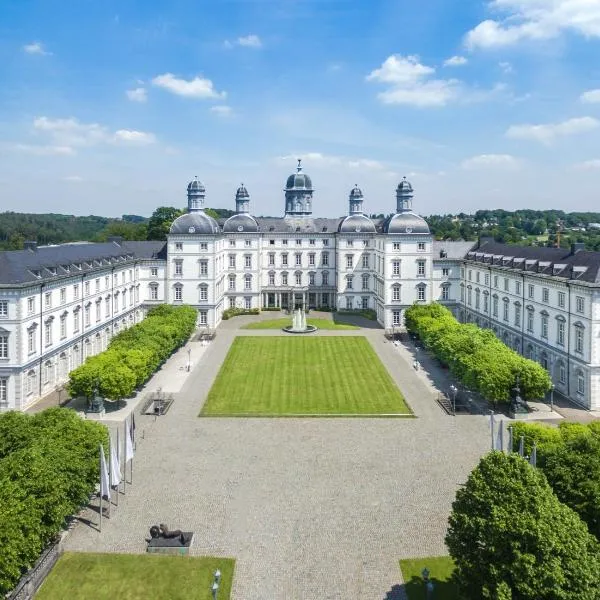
[405,303,552,403]
[0,409,107,594]
[221,307,259,320]
[68,304,197,400]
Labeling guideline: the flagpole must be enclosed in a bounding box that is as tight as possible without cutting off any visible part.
[116,429,120,505]
[107,439,111,519]
[99,444,103,533]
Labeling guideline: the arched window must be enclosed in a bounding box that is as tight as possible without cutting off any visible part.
[416,283,426,302]
[577,369,585,395]
[44,360,53,384]
[84,338,91,359]
[199,284,208,302]
[149,283,159,301]
[94,333,101,354]
[174,283,183,302]
[392,285,401,302]
[526,343,535,360]
[574,322,585,354]
[59,353,68,379]
[244,274,252,291]
[26,370,36,395]
[540,351,548,370]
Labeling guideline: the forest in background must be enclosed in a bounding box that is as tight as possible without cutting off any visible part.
[2,207,600,251]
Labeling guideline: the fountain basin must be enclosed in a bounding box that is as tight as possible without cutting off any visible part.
[283,308,318,333]
[282,324,318,334]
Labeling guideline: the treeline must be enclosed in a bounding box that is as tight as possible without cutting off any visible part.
[68,304,197,400]
[405,303,551,402]
[0,409,107,594]
[0,206,237,250]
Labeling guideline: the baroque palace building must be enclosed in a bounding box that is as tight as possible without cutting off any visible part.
[0,161,599,411]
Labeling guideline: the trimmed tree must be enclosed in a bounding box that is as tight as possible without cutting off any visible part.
[446,452,600,600]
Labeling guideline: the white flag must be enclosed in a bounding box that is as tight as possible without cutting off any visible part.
[125,418,134,464]
[110,437,121,487]
[100,445,110,500]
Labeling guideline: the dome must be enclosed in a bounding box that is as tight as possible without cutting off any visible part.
[285,172,313,190]
[338,214,376,233]
[236,184,249,199]
[349,185,363,200]
[223,213,259,233]
[187,177,205,193]
[383,212,430,234]
[169,212,220,235]
[396,177,413,193]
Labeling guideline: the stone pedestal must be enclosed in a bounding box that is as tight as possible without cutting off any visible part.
[147,532,194,556]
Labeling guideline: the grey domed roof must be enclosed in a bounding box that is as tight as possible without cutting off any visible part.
[396,178,413,193]
[285,172,313,190]
[383,212,430,234]
[169,212,220,235]
[223,213,259,233]
[187,177,205,193]
[338,214,376,233]
[349,185,363,199]
[236,184,249,199]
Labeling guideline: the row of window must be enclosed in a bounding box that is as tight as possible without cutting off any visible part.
[391,260,427,277]
[392,242,427,252]
[465,270,586,313]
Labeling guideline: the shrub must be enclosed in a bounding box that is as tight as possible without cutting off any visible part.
[221,307,260,320]
[405,303,551,402]
[68,305,196,400]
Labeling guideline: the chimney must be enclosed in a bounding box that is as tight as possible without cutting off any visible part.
[571,242,585,255]
[108,236,123,246]
[24,241,37,252]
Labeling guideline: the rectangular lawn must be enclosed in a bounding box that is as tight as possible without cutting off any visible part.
[399,556,458,600]
[201,336,411,415]
[35,552,235,600]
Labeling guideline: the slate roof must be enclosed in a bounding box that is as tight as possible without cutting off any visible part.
[255,217,344,234]
[433,240,477,259]
[0,240,166,286]
[465,239,600,284]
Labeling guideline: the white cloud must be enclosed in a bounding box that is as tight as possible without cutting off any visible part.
[461,154,519,169]
[210,105,233,116]
[573,159,600,170]
[499,61,513,74]
[237,34,262,48]
[581,89,600,104]
[465,0,600,49]
[277,152,389,173]
[151,73,226,99]
[23,42,51,55]
[126,87,147,103]
[366,55,460,107]
[14,144,74,156]
[113,130,156,144]
[443,55,468,67]
[33,117,156,147]
[506,116,599,144]
[63,175,84,182]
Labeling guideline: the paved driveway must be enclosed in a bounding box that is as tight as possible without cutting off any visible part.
[65,321,490,600]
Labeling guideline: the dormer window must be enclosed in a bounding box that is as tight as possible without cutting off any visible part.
[30,269,41,279]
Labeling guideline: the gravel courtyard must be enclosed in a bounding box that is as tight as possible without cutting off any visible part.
[64,318,490,600]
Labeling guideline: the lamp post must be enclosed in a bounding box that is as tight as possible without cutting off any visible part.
[187,348,191,372]
[449,384,458,415]
[421,567,434,599]
[211,569,221,600]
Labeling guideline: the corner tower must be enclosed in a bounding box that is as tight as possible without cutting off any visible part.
[284,159,313,217]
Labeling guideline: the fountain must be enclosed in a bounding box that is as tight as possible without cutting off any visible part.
[282,308,317,334]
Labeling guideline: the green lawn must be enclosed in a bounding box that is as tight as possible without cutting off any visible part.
[36,553,235,600]
[242,317,358,330]
[201,336,411,416]
[399,556,458,600]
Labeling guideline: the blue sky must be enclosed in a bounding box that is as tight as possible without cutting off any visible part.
[1,0,599,218]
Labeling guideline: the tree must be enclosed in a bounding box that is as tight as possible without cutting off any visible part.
[146,206,184,240]
[446,452,600,600]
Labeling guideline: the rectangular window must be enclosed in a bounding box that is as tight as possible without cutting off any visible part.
[559,364,566,384]
[0,378,7,405]
[392,286,401,301]
[309,272,315,285]
[494,275,498,288]
[484,274,489,286]
[96,301,101,322]
[541,314,548,339]
[230,239,237,247]
[45,292,52,308]
[442,287,449,301]
[468,270,472,281]
[362,275,369,290]
[28,329,36,353]
[151,267,158,277]
[45,322,52,345]
[418,242,426,251]
[558,291,565,308]
[542,288,549,303]
[528,284,534,299]
[293,238,301,246]
[201,242,208,250]
[475,291,480,310]
[84,281,90,297]
[0,300,8,316]
[322,272,328,286]
[504,278,509,291]
[514,304,521,327]
[244,277,252,291]
[309,253,315,266]
[28,297,35,314]
[268,253,275,266]
[296,253,302,266]
[578,373,585,395]
[174,261,183,276]
[576,296,584,313]
[244,240,251,248]
[229,277,235,291]
[417,261,425,277]
[244,255,252,269]
[362,255,369,269]
[84,305,90,326]
[492,296,498,317]
[73,311,80,333]
[295,272,302,286]
[442,268,449,276]
[0,334,8,358]
[150,286,158,300]
[476,272,480,283]
[282,253,288,266]
[467,288,472,306]
[229,255,236,269]
[268,273,275,285]
[527,311,533,333]
[483,293,488,312]
[175,242,183,251]
[175,287,182,301]
[200,286,208,301]
[199,260,208,275]
[418,287,426,301]
[503,301,509,321]
[346,239,353,247]
[393,242,400,251]
[392,261,400,276]
[309,239,316,246]
[105,297,110,316]
[393,310,401,326]
[322,252,329,266]
[244,297,251,310]
[346,296,353,309]
[281,272,288,285]
[95,278,100,293]
[576,328,584,354]
[557,320,565,346]
[346,255,353,269]
[60,316,66,339]
[346,276,353,290]
[199,310,208,325]
[322,239,328,246]
[515,281,521,295]
[282,239,288,246]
